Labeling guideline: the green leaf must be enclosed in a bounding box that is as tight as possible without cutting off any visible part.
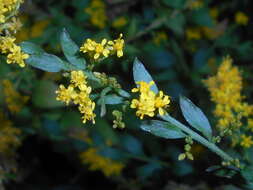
[20,42,44,54]
[104,94,124,105]
[140,120,186,139]
[133,58,158,93]
[25,53,66,72]
[117,89,131,98]
[60,28,86,70]
[163,0,186,9]
[121,135,144,155]
[32,80,63,108]
[179,96,212,139]
[165,13,185,35]
[191,8,214,27]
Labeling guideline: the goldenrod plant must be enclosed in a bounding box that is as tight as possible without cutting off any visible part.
[1,0,253,189]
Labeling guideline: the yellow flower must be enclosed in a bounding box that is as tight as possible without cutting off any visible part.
[204,56,253,147]
[2,79,29,113]
[108,34,124,58]
[80,148,124,177]
[0,36,29,67]
[112,16,128,28]
[235,12,249,25]
[80,39,96,53]
[70,70,88,91]
[0,36,15,53]
[94,39,110,59]
[85,0,107,29]
[0,111,21,154]
[7,45,29,67]
[240,135,253,148]
[186,28,202,40]
[55,84,77,105]
[56,71,96,124]
[155,91,170,115]
[80,35,124,60]
[0,0,24,24]
[188,0,203,10]
[131,81,170,119]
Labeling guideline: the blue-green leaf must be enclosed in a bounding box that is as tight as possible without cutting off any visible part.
[20,42,44,54]
[25,53,66,72]
[60,28,86,70]
[104,94,124,105]
[141,120,185,139]
[179,96,212,139]
[121,135,144,155]
[191,8,214,27]
[133,58,158,93]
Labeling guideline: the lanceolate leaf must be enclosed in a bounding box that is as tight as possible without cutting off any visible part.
[133,58,158,93]
[60,28,86,70]
[20,42,44,54]
[25,53,66,72]
[179,96,212,139]
[140,120,186,139]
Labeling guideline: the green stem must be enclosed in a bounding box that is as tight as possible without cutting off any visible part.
[160,114,233,161]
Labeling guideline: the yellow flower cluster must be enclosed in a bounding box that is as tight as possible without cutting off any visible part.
[235,12,249,25]
[186,28,202,40]
[112,16,128,29]
[85,0,107,29]
[0,111,21,155]
[80,148,124,177]
[0,36,29,67]
[0,0,23,24]
[131,81,170,119]
[80,34,124,60]
[2,79,29,113]
[56,71,96,124]
[240,135,253,148]
[188,0,203,10]
[204,56,253,147]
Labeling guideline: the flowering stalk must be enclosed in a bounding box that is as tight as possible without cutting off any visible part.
[160,114,234,162]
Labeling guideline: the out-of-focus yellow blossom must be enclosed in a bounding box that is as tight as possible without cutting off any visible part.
[0,0,24,24]
[0,111,21,154]
[0,36,29,67]
[2,79,29,113]
[210,7,219,20]
[56,71,96,124]
[235,12,249,25]
[80,34,124,61]
[186,28,202,40]
[112,16,127,28]
[85,0,107,29]
[201,25,224,40]
[240,135,253,148]
[153,31,168,45]
[30,19,50,38]
[204,56,253,147]
[247,119,253,132]
[188,0,203,10]
[80,148,124,177]
[131,81,170,119]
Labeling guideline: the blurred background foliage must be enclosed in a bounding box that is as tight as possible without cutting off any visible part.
[1,0,253,189]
